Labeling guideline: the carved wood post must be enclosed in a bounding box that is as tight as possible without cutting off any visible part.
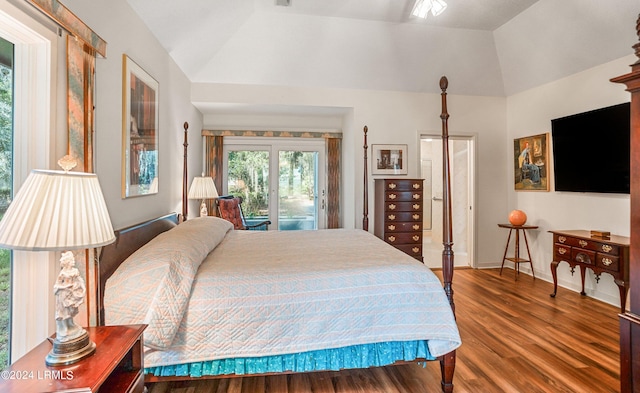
[610,12,640,393]
[182,122,189,221]
[363,126,369,231]
[440,76,455,313]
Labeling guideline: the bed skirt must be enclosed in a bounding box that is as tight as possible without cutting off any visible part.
[145,340,434,378]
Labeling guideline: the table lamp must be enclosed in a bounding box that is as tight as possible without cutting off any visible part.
[0,156,115,366]
[187,175,218,217]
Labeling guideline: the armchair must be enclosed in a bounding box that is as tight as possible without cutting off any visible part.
[217,195,271,230]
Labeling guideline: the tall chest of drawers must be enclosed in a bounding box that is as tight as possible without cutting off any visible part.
[374,179,424,261]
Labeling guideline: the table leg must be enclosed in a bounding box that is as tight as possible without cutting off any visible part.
[615,278,628,314]
[550,260,559,297]
[522,229,535,279]
[514,229,520,279]
[579,265,587,296]
[500,228,513,276]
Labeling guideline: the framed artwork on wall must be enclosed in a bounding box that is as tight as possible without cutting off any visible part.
[514,133,550,191]
[372,144,408,175]
[122,54,159,198]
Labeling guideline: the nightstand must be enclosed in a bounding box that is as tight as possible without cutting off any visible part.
[0,324,146,393]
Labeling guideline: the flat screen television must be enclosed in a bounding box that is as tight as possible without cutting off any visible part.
[551,102,630,194]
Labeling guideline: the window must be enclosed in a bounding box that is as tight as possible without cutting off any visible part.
[223,138,326,230]
[0,36,13,367]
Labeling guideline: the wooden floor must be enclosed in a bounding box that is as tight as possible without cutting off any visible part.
[146,268,620,393]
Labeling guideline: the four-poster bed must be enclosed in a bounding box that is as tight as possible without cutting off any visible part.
[97,77,459,392]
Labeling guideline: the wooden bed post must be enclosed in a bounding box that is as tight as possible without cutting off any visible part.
[182,122,189,221]
[439,76,456,393]
[363,125,369,231]
[440,76,455,313]
[610,12,640,393]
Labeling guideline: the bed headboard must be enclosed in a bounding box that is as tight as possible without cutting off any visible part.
[96,213,179,325]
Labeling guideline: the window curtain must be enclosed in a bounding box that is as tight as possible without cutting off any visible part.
[27,0,107,326]
[326,137,341,228]
[204,135,224,216]
[203,130,342,227]
[67,37,95,171]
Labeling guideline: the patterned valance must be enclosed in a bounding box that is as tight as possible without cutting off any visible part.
[25,0,107,57]
[202,129,342,139]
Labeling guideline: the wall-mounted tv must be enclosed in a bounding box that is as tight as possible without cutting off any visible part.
[551,102,630,194]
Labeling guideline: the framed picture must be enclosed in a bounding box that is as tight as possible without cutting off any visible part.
[514,133,549,191]
[372,144,408,175]
[122,54,159,198]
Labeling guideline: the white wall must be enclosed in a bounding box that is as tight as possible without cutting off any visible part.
[194,82,509,265]
[63,0,203,229]
[506,54,635,307]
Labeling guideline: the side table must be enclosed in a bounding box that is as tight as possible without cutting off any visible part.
[0,324,146,393]
[498,223,538,280]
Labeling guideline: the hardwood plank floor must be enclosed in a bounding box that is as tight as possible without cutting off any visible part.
[146,268,620,393]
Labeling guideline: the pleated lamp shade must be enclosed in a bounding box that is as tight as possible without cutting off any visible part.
[0,169,115,251]
[187,176,218,200]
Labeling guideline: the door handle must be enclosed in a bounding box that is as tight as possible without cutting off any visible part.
[432,197,443,201]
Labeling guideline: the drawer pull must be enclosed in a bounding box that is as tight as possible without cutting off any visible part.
[558,248,567,255]
[413,193,420,200]
[388,236,396,242]
[413,235,420,241]
[602,258,613,266]
[389,193,397,200]
[387,225,396,231]
[413,214,420,220]
[412,247,420,253]
[389,204,396,210]
[388,183,397,189]
[413,204,421,210]
[602,245,613,253]
[579,240,588,248]
[558,236,566,243]
[388,214,396,220]
[413,224,420,230]
[412,183,420,189]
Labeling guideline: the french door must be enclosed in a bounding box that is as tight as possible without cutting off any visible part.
[223,138,326,230]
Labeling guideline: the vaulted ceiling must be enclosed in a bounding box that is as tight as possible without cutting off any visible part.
[126,0,639,97]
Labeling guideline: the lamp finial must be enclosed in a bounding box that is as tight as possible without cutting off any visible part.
[57,155,78,173]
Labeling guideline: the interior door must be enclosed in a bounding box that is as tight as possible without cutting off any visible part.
[420,136,475,268]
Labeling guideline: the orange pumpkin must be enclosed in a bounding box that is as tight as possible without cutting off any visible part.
[508,210,527,226]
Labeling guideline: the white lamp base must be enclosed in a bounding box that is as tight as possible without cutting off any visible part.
[46,329,96,366]
[200,200,208,217]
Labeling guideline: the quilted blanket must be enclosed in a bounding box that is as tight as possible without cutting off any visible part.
[127,227,461,367]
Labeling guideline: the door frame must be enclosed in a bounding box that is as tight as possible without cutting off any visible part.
[419,133,477,268]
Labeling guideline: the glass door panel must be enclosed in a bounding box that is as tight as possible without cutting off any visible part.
[225,150,270,227]
[278,151,318,230]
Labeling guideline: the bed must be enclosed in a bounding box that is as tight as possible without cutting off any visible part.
[97,77,460,392]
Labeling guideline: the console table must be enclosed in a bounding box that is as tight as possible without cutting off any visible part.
[549,230,630,313]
